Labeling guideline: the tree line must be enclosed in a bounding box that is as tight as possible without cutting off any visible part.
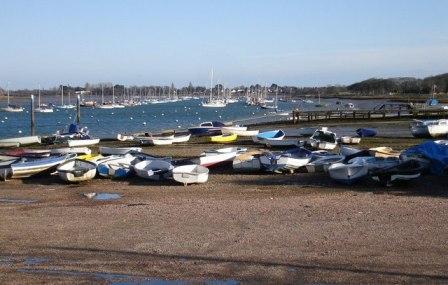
[1,73,447,97]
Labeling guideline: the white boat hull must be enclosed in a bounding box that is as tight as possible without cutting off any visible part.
[172,134,191,143]
[221,128,259,136]
[50,147,92,155]
[57,159,97,183]
[68,138,100,147]
[172,164,209,185]
[0,136,41,146]
[134,160,174,180]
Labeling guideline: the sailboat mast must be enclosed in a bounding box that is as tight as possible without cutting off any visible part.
[61,85,64,105]
[112,85,115,104]
[101,85,104,105]
[7,87,10,105]
[38,84,41,106]
[210,69,213,102]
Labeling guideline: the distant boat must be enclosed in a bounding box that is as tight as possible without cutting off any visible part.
[202,69,227,108]
[35,86,53,113]
[2,87,24,112]
[57,86,75,109]
[309,129,338,150]
[195,147,242,167]
[97,85,114,109]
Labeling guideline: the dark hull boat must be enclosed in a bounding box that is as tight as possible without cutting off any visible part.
[188,121,225,136]
[370,159,428,186]
[356,128,377,138]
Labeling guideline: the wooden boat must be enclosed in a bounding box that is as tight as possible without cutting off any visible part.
[57,159,97,183]
[97,154,137,178]
[253,130,285,143]
[188,121,225,136]
[67,138,100,147]
[221,128,259,137]
[1,154,75,180]
[50,147,92,155]
[232,151,263,172]
[309,129,337,150]
[172,164,209,185]
[172,133,191,143]
[99,147,142,156]
[209,133,237,143]
[410,119,448,138]
[133,160,174,180]
[0,136,41,147]
[340,136,361,144]
[356,128,377,138]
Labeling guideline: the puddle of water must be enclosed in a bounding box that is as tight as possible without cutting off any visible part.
[0,198,37,204]
[0,256,13,267]
[83,193,122,201]
[17,268,239,284]
[24,257,48,266]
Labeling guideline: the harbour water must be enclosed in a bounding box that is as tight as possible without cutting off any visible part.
[0,97,388,139]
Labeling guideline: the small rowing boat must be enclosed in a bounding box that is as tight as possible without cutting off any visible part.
[172,164,209,185]
[133,160,174,180]
[209,133,237,143]
[57,159,97,183]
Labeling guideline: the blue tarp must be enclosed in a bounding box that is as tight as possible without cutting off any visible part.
[401,141,448,175]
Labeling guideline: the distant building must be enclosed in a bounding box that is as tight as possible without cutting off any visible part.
[74,90,91,95]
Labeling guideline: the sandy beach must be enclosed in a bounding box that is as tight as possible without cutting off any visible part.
[1,120,448,284]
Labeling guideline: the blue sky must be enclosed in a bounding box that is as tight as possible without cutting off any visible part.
[1,0,447,89]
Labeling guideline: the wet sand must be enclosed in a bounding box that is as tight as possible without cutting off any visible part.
[1,122,448,284]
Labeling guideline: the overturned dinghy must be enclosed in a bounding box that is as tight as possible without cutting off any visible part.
[57,159,97,183]
[134,160,174,181]
[370,159,428,186]
[172,164,209,185]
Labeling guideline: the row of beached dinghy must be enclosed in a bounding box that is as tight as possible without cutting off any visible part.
[1,139,447,187]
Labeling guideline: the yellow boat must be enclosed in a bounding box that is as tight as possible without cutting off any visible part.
[209,133,237,143]
[77,154,104,161]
